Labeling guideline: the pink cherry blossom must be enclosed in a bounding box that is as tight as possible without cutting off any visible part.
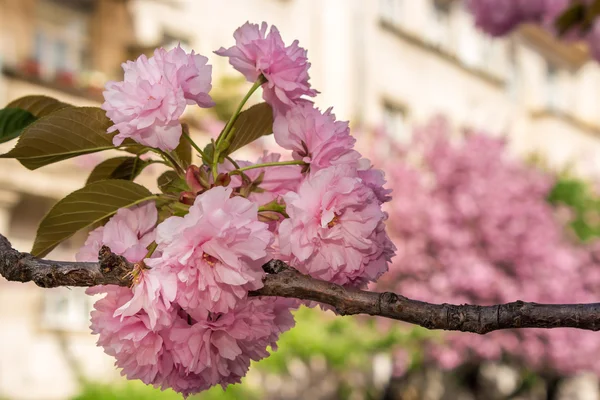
[102,45,213,151]
[114,266,177,330]
[273,103,360,172]
[279,164,395,286]
[102,202,157,263]
[87,285,176,388]
[215,22,317,114]
[169,297,295,390]
[145,186,273,313]
[76,202,157,263]
[75,225,105,262]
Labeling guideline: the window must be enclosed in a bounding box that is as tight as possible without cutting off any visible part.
[428,0,452,49]
[41,288,95,331]
[382,102,409,145]
[379,0,403,25]
[546,62,560,111]
[32,0,91,80]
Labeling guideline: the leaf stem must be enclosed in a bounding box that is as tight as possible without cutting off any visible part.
[182,129,204,158]
[216,75,267,149]
[234,160,306,173]
[158,150,185,176]
[211,75,267,175]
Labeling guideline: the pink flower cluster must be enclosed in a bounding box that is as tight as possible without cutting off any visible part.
[102,46,214,151]
[89,21,395,396]
[79,195,296,396]
[216,22,317,115]
[376,118,600,376]
[468,0,600,61]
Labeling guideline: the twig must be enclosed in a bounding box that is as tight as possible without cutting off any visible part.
[2,234,600,334]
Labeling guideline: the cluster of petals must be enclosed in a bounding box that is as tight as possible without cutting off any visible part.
[273,103,360,172]
[145,186,273,314]
[88,284,294,397]
[79,190,296,396]
[76,201,157,263]
[279,164,395,286]
[102,45,214,151]
[215,22,317,114]
[88,21,397,396]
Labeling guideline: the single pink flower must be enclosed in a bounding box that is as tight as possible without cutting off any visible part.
[114,266,178,330]
[146,186,273,313]
[102,202,157,263]
[76,202,157,263]
[169,297,295,389]
[102,45,214,151]
[87,285,176,388]
[273,104,360,172]
[75,226,105,262]
[279,164,395,285]
[215,22,317,114]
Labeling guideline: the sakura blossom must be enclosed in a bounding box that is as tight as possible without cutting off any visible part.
[215,21,317,114]
[102,45,214,151]
[76,201,157,263]
[145,186,273,314]
[273,103,360,172]
[279,164,395,286]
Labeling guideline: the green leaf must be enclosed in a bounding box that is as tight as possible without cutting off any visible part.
[223,102,273,156]
[86,156,150,185]
[0,108,36,143]
[6,95,71,117]
[157,170,188,194]
[0,107,117,170]
[32,180,156,257]
[173,124,192,168]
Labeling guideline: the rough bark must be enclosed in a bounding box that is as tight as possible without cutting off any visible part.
[2,234,600,334]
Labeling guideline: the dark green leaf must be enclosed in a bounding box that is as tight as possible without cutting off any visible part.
[157,170,188,194]
[6,95,71,117]
[0,108,36,143]
[32,180,156,257]
[223,102,273,156]
[86,156,150,185]
[0,107,117,170]
[173,124,192,168]
[110,157,150,180]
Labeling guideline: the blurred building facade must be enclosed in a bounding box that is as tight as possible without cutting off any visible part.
[1,0,600,399]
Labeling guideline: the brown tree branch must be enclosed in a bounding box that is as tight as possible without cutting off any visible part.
[2,234,600,334]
